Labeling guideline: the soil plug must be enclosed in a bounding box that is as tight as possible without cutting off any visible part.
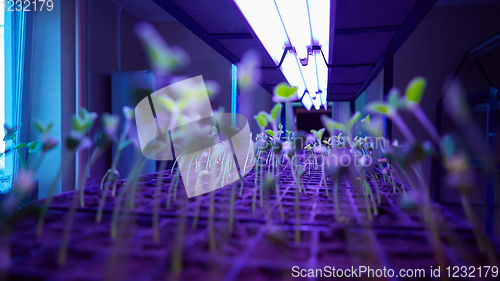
[370,171,381,204]
[110,159,148,238]
[153,160,168,242]
[208,191,216,251]
[171,212,186,278]
[294,183,301,244]
[229,182,237,232]
[36,151,74,236]
[192,171,209,229]
[167,169,180,208]
[252,152,259,212]
[320,154,330,197]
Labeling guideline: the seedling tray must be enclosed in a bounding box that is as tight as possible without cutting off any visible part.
[4,151,499,280]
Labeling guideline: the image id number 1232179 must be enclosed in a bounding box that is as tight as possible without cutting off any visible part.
[2,0,54,12]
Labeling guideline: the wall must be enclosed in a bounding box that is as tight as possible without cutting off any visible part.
[86,0,149,185]
[246,85,274,135]
[355,70,384,136]
[153,20,273,135]
[85,4,273,183]
[153,21,233,112]
[29,0,76,197]
[392,2,500,234]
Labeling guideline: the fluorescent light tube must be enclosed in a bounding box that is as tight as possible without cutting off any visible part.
[307,0,331,62]
[234,0,288,64]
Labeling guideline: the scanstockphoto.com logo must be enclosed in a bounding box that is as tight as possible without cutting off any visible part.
[134,76,255,198]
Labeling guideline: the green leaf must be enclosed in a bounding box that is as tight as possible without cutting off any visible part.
[118,139,131,150]
[78,107,87,119]
[27,141,42,153]
[262,112,273,122]
[72,116,91,133]
[388,88,399,109]
[265,130,275,137]
[365,102,389,115]
[34,122,44,133]
[333,122,347,133]
[405,76,426,105]
[347,111,361,131]
[321,115,346,134]
[362,116,383,137]
[123,106,135,120]
[273,83,298,102]
[318,128,325,140]
[14,143,26,150]
[311,129,325,141]
[270,103,282,120]
[72,116,80,131]
[158,96,178,111]
[274,83,297,98]
[321,115,333,132]
[254,114,268,128]
[34,120,54,134]
[3,127,18,141]
[361,115,370,123]
[78,107,98,122]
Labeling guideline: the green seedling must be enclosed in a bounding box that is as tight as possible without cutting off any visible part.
[273,83,298,132]
[96,107,135,223]
[37,108,97,236]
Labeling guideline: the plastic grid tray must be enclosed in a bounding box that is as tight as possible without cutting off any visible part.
[4,151,499,281]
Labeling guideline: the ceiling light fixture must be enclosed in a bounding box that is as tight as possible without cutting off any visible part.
[234,0,334,111]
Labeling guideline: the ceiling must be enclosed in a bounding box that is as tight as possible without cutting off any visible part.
[118,0,176,22]
[151,0,438,101]
[436,0,500,5]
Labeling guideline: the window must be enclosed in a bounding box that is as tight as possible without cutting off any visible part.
[1,6,14,193]
[0,7,34,194]
[1,6,6,179]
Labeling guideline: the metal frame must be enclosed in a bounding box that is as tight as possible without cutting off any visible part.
[354,0,438,100]
[383,57,393,141]
[151,0,276,93]
[152,0,238,64]
[153,0,435,102]
[486,87,497,236]
[433,32,500,235]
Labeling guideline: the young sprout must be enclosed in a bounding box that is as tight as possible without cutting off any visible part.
[365,89,415,142]
[304,144,313,174]
[310,128,325,144]
[60,109,122,266]
[267,102,283,138]
[96,107,134,223]
[368,83,445,269]
[273,83,298,132]
[254,111,269,136]
[134,21,189,76]
[2,125,42,171]
[78,113,117,207]
[293,163,307,243]
[402,77,440,144]
[321,115,346,140]
[37,108,97,236]
[440,135,496,264]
